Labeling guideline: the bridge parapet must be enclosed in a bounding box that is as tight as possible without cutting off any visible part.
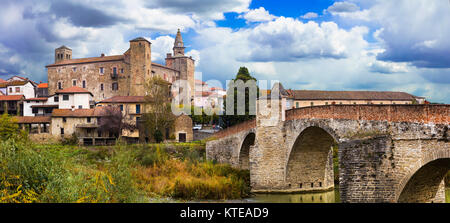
[286,104,449,124]
[212,119,256,139]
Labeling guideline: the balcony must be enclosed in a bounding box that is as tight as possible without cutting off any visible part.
[110,72,118,79]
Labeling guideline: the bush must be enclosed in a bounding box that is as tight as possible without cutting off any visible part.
[61,133,79,146]
[153,130,163,143]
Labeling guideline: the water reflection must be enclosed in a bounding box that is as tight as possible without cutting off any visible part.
[244,188,340,203]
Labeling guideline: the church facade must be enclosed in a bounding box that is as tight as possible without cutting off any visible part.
[46,29,195,102]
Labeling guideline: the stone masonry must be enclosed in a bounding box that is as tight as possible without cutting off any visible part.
[206,103,450,203]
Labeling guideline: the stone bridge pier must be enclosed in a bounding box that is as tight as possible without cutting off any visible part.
[206,97,450,203]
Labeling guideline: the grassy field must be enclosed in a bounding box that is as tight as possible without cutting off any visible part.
[0,138,250,203]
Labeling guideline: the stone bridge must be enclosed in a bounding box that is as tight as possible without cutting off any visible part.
[206,103,450,203]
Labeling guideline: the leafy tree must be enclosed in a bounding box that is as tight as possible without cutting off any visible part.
[98,106,136,139]
[0,113,28,142]
[221,67,259,128]
[142,76,176,142]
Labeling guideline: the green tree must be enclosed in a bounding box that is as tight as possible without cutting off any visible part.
[142,76,176,142]
[221,67,259,128]
[0,113,27,142]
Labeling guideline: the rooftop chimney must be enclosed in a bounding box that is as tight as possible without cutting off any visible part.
[101,53,105,57]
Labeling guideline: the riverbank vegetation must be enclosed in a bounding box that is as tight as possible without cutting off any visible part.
[0,115,250,203]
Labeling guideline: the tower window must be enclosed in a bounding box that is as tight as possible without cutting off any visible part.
[120,68,124,73]
[72,67,76,72]
[99,67,104,74]
[72,80,76,86]
[112,82,118,91]
[82,80,86,88]
[100,83,104,91]
[58,82,62,90]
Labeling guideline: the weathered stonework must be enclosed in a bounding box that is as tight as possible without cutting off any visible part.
[206,104,450,202]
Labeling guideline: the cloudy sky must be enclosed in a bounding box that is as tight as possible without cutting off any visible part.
[0,0,449,103]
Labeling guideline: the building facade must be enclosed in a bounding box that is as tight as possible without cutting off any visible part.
[46,30,194,102]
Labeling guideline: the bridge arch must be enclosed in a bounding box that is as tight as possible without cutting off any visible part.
[238,132,256,170]
[285,126,338,191]
[396,150,450,203]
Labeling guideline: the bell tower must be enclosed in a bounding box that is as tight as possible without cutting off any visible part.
[55,45,72,63]
[173,29,185,56]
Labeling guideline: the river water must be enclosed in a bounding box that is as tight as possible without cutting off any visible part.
[241,188,340,203]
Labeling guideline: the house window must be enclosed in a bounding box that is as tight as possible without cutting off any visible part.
[78,105,82,109]
[136,104,141,114]
[100,83,104,91]
[63,95,69,101]
[72,80,77,86]
[113,67,117,74]
[296,102,299,108]
[63,117,66,123]
[120,105,123,112]
[82,80,86,88]
[310,102,314,106]
[112,82,118,91]
[325,102,329,105]
[15,87,20,93]
[72,67,76,72]
[99,67,104,74]
[60,128,64,135]
[9,88,12,93]
[32,108,38,114]
[87,117,91,123]
[54,96,59,102]
[120,68,124,73]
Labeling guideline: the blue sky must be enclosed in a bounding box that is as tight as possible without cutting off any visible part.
[0,0,449,103]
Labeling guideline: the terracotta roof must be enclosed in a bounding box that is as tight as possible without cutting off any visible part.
[37,83,48,88]
[292,90,421,101]
[99,96,146,103]
[0,80,29,87]
[46,55,125,67]
[55,86,93,95]
[13,116,51,124]
[0,78,6,83]
[24,97,48,101]
[0,95,24,101]
[130,37,151,44]
[195,79,206,85]
[52,107,106,117]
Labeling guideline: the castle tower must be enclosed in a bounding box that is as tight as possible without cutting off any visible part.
[128,37,152,96]
[166,29,195,99]
[55,45,72,63]
[173,29,185,56]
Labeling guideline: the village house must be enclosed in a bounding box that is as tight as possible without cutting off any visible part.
[0,95,24,116]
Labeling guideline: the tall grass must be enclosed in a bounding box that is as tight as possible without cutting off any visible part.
[1,137,249,202]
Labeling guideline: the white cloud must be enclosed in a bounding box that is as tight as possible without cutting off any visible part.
[369,61,409,74]
[300,12,318,19]
[327,1,360,13]
[238,7,277,22]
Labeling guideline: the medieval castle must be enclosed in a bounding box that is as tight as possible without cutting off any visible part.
[46,29,195,102]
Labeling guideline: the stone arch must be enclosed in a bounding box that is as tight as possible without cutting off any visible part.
[396,150,450,203]
[285,126,338,191]
[238,132,256,170]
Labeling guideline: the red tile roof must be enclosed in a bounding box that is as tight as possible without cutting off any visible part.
[46,55,125,67]
[0,78,6,83]
[292,90,422,101]
[37,83,48,88]
[99,96,146,103]
[52,107,106,117]
[13,116,51,124]
[0,95,24,101]
[55,86,93,95]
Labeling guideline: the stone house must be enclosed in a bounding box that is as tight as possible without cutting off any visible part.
[46,29,194,102]
[51,107,115,145]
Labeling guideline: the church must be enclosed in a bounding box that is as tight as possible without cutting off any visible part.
[46,29,195,102]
